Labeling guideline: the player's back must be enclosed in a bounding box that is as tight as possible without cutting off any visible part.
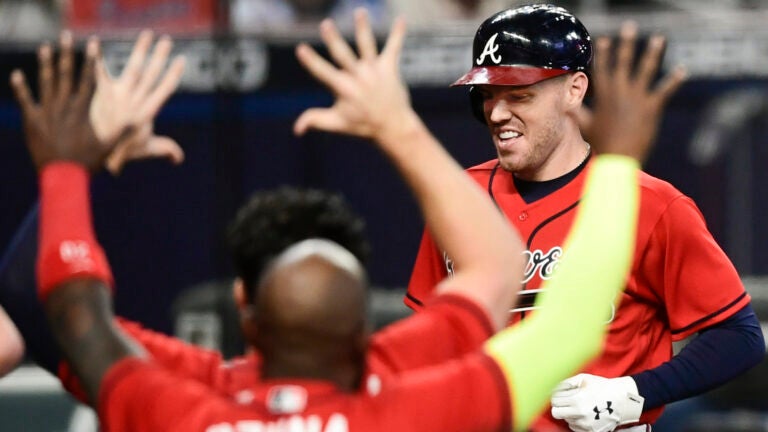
[185,352,510,432]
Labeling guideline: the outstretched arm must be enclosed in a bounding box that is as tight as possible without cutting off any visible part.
[487,155,639,431]
[0,31,187,379]
[11,34,139,402]
[548,22,691,432]
[10,31,185,403]
[294,10,523,331]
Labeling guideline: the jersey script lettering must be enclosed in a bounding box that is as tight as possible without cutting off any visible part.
[522,247,563,283]
[444,246,563,284]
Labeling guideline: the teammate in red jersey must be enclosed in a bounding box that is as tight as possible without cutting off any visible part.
[55,181,506,402]
[12,9,651,432]
[406,4,765,432]
[0,29,503,403]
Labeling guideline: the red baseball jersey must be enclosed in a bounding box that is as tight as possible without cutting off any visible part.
[406,159,750,430]
[98,352,510,432]
[59,294,495,404]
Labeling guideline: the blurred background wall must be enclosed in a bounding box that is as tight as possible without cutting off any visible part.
[1,0,768,430]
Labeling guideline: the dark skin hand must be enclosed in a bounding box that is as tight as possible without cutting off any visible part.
[10,33,142,404]
[11,34,115,172]
[581,21,687,162]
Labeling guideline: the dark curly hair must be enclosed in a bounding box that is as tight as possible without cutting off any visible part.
[227,186,370,301]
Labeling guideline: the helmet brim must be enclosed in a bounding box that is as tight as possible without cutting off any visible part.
[451,66,570,87]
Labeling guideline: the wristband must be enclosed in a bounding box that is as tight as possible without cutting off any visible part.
[37,162,113,301]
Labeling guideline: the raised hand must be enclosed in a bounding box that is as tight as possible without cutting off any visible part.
[10,33,109,172]
[584,21,687,162]
[293,9,414,144]
[90,30,186,175]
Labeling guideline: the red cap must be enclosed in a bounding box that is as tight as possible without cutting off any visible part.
[452,66,569,87]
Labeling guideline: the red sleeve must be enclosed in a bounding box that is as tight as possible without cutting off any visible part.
[367,294,494,376]
[59,318,232,403]
[404,229,448,311]
[640,196,750,340]
[116,318,228,385]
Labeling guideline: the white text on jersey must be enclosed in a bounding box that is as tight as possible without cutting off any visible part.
[522,246,562,283]
[207,413,349,432]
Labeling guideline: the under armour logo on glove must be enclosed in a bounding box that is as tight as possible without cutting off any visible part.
[593,401,614,420]
[551,374,644,432]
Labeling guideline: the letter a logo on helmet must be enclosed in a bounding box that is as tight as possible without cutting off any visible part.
[476,33,502,65]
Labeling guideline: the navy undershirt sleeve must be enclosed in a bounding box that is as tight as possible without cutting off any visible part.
[632,304,765,410]
[0,203,62,374]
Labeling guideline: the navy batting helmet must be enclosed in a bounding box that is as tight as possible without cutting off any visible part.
[456,4,592,121]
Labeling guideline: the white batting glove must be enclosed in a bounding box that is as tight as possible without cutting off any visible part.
[551,373,644,432]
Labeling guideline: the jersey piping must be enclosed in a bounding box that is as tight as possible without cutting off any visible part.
[671,292,748,335]
[405,292,424,308]
[487,164,582,318]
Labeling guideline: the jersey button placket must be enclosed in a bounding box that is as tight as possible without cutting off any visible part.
[518,211,528,221]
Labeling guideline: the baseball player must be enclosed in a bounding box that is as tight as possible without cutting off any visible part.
[406,4,765,431]
[11,10,650,432]
[0,28,509,405]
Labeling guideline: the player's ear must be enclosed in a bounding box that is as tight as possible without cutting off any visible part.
[564,72,589,111]
[234,278,259,347]
[240,308,258,350]
[355,322,371,362]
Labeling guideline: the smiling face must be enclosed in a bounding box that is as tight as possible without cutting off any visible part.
[477,73,588,180]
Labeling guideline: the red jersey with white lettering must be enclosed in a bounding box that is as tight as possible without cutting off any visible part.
[98,351,510,432]
[406,159,750,430]
[59,294,495,404]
